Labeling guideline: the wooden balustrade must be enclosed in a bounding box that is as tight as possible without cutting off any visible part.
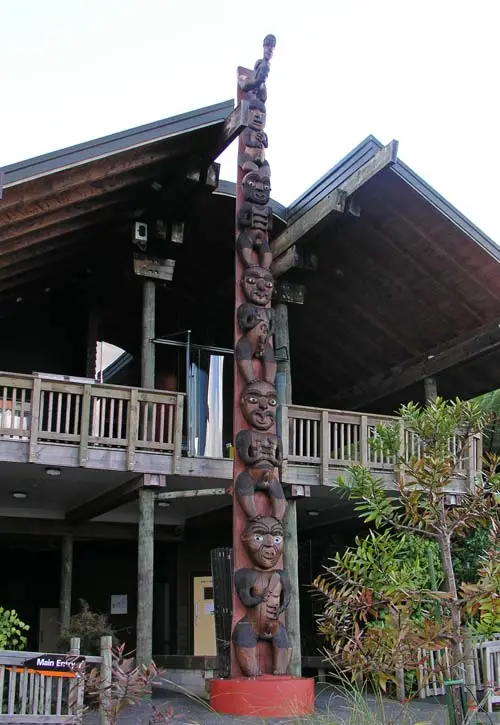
[286,404,482,485]
[0,372,184,471]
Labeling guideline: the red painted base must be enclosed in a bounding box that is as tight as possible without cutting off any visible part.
[210,675,315,717]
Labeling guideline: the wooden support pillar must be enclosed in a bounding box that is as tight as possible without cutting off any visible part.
[274,302,302,676]
[424,375,438,404]
[86,308,99,380]
[60,534,73,633]
[141,280,156,389]
[136,486,155,666]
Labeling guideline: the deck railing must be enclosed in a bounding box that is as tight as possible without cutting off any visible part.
[0,372,184,471]
[285,404,482,485]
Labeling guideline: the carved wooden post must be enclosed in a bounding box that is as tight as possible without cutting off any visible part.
[211,36,314,717]
[230,34,292,680]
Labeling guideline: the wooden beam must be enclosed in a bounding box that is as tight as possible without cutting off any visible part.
[0,240,92,283]
[65,477,143,523]
[270,140,398,269]
[134,256,175,283]
[270,245,317,277]
[326,317,500,410]
[0,143,184,211]
[0,209,119,261]
[157,487,229,501]
[214,101,250,156]
[0,516,181,541]
[0,189,138,242]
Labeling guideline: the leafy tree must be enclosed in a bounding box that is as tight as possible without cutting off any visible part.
[313,398,500,724]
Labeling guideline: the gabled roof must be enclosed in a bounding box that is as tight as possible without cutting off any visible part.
[0,100,235,308]
[3,100,234,188]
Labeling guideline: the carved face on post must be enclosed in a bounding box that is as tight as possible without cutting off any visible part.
[242,172,271,206]
[263,34,276,61]
[241,267,274,306]
[241,516,284,569]
[240,380,278,431]
[248,101,266,132]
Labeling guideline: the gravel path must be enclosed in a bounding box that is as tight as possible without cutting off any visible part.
[83,684,500,724]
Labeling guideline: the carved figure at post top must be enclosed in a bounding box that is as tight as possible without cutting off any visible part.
[240,380,278,432]
[236,304,276,385]
[241,267,274,307]
[232,516,291,676]
[238,99,270,174]
[238,34,276,103]
[235,462,286,522]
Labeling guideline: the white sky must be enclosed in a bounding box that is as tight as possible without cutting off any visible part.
[2,0,499,241]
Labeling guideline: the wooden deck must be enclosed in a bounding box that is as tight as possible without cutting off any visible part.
[0,373,480,490]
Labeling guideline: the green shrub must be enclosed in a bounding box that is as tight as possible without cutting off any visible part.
[0,607,29,650]
[59,600,117,656]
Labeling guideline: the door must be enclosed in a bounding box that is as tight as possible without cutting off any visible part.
[153,583,171,654]
[38,608,60,651]
[193,576,216,655]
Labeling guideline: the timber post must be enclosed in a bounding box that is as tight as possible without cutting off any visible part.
[424,375,438,403]
[136,274,156,666]
[141,279,156,390]
[60,534,73,633]
[210,35,314,717]
[274,301,302,676]
[136,485,155,666]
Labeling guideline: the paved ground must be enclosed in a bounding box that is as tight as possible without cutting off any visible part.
[83,686,446,724]
[84,684,500,724]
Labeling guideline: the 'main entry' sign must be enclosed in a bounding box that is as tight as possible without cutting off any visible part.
[23,654,85,677]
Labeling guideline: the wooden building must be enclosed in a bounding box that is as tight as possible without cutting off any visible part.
[1,99,500,682]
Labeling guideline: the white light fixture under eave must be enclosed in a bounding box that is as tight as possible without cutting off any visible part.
[157,501,170,508]
[11,491,28,500]
[45,467,61,477]
[307,510,320,517]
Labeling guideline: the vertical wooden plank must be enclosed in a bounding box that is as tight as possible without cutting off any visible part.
[320,411,329,485]
[360,415,368,466]
[29,376,42,462]
[20,667,28,714]
[64,392,71,434]
[7,660,17,714]
[173,394,184,473]
[79,384,92,466]
[44,675,52,715]
[100,635,113,725]
[47,391,54,433]
[159,404,166,444]
[298,418,304,458]
[56,392,63,434]
[281,404,289,482]
[56,676,63,715]
[32,674,39,715]
[109,398,115,439]
[73,394,80,435]
[100,397,107,439]
[152,402,157,442]
[117,399,123,439]
[127,388,139,471]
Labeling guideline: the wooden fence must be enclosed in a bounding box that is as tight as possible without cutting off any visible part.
[0,373,184,471]
[284,404,482,485]
[0,637,102,724]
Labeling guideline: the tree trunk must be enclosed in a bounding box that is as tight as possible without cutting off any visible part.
[438,529,464,725]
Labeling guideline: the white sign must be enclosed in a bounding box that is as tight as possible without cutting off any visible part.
[110,594,128,615]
